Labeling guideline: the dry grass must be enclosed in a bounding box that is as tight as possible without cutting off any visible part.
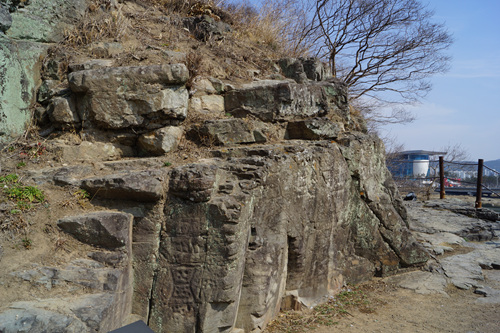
[145,0,231,20]
[63,0,129,46]
[57,0,315,81]
[185,51,206,88]
[144,0,312,59]
[226,0,314,58]
[264,285,384,333]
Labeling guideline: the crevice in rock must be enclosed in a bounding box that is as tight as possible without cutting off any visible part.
[146,267,159,327]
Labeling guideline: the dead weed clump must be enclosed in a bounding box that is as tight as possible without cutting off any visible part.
[63,0,129,46]
[146,0,231,21]
[226,0,314,58]
[264,285,383,333]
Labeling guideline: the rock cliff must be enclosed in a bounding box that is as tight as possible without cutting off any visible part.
[0,1,428,332]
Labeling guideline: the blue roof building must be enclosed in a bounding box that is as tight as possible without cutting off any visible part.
[388,150,446,178]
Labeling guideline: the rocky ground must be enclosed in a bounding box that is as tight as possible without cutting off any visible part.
[309,197,500,333]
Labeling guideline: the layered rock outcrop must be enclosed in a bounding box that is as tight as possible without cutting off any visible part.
[0,0,88,141]
[146,137,427,333]
[2,59,428,333]
[0,3,429,332]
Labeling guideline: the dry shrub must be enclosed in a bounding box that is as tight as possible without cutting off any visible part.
[226,0,315,58]
[185,51,205,88]
[146,0,230,19]
[63,0,129,46]
[145,0,202,14]
[145,0,314,58]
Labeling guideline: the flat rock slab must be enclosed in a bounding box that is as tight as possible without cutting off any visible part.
[0,293,123,333]
[424,199,500,222]
[50,141,130,163]
[394,202,500,302]
[68,64,189,93]
[414,231,465,255]
[285,118,342,140]
[385,271,449,296]
[475,285,500,304]
[407,201,498,241]
[11,258,127,291]
[58,211,133,249]
[81,170,166,202]
[190,119,266,146]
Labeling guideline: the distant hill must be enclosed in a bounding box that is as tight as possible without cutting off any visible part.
[485,159,500,172]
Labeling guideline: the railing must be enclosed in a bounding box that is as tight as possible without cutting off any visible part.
[388,157,500,208]
[438,158,500,208]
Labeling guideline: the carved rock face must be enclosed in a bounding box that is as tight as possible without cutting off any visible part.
[145,137,428,333]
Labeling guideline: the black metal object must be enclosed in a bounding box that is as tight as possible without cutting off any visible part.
[476,159,484,208]
[108,321,155,333]
[439,156,445,199]
[404,192,418,201]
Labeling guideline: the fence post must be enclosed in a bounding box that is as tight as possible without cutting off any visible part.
[439,156,445,199]
[475,159,483,208]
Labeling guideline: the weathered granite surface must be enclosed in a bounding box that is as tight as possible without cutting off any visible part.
[224,80,349,124]
[68,64,189,129]
[386,201,500,305]
[0,0,88,142]
[408,200,499,242]
[146,136,427,333]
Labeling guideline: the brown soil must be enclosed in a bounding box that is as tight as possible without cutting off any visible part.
[311,280,500,333]
[53,0,284,86]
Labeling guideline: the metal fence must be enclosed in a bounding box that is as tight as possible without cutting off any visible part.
[389,157,500,208]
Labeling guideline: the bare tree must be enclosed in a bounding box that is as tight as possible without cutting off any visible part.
[308,0,452,111]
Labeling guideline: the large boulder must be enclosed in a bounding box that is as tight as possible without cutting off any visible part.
[57,211,133,250]
[224,79,349,123]
[68,64,189,129]
[81,170,166,202]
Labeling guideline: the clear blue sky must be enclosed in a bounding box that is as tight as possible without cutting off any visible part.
[247,0,500,161]
[380,0,500,161]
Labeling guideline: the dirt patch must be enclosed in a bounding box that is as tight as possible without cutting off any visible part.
[263,278,500,333]
[312,282,500,333]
